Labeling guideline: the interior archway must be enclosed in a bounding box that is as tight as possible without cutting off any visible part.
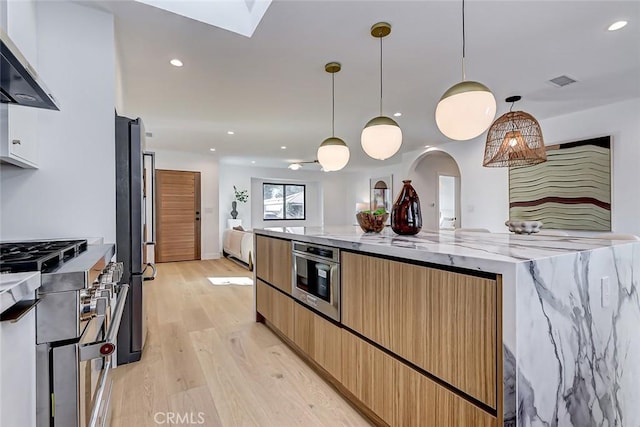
[408,150,462,231]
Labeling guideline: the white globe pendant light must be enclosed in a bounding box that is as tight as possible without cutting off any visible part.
[361,22,402,161]
[318,137,350,171]
[435,0,496,141]
[317,62,350,172]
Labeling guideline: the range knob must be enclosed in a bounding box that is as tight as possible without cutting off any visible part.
[80,291,108,320]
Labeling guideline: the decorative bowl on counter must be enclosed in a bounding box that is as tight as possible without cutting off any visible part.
[356,211,389,233]
[505,220,543,234]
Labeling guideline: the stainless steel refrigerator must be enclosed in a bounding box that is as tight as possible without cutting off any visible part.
[115,114,156,364]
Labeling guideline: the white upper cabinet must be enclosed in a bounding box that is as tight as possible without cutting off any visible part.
[1,0,39,168]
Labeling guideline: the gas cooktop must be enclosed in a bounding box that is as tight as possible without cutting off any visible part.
[0,240,88,273]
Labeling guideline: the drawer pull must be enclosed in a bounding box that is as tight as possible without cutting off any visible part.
[12,139,21,145]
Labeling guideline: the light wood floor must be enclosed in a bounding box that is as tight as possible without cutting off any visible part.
[110,259,370,427]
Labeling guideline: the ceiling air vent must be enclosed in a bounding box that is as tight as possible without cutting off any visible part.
[548,75,577,87]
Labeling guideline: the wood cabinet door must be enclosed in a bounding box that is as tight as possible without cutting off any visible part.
[393,351,496,427]
[256,280,294,340]
[255,236,291,294]
[312,314,342,382]
[293,303,314,355]
[341,329,394,425]
[341,251,498,408]
[341,252,391,348]
[389,261,497,408]
[292,304,343,383]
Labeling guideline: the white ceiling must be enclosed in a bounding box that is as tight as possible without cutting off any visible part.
[100,1,640,170]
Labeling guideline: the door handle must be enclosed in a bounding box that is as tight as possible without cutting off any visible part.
[143,262,157,281]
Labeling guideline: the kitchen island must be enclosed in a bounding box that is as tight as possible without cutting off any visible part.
[253,226,640,426]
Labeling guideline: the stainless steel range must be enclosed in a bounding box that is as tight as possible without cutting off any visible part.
[0,240,128,427]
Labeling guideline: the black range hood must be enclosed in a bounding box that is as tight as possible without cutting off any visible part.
[1,29,59,110]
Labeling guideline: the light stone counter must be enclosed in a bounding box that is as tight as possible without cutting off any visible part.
[255,226,640,426]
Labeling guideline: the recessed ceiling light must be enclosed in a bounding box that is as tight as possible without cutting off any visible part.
[608,20,628,31]
[393,112,402,117]
[281,146,287,150]
[424,145,431,148]
[288,163,302,170]
[209,148,216,152]
[251,160,256,164]
[170,58,183,67]
[227,131,235,135]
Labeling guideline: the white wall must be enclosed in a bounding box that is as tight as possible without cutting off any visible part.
[219,163,350,233]
[0,2,116,242]
[153,149,220,259]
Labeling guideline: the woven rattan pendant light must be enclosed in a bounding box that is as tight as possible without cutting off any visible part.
[483,96,546,167]
[317,62,350,172]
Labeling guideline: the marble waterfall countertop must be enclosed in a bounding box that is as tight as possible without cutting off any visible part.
[255,226,640,426]
[255,225,634,271]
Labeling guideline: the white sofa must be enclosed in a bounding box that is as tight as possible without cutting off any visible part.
[222,228,254,270]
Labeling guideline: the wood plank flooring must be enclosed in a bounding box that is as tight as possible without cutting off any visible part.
[110,259,370,427]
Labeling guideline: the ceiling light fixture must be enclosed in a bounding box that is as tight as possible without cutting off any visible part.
[361,22,402,161]
[251,160,256,164]
[393,112,402,117]
[483,96,546,167]
[209,148,216,152]
[170,58,183,67]
[435,0,496,141]
[281,146,287,150]
[608,20,628,31]
[317,62,350,172]
[227,131,235,135]
[288,160,319,171]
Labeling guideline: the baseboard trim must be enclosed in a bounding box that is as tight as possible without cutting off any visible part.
[202,252,221,260]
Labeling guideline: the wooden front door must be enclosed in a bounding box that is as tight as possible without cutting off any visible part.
[156,169,201,262]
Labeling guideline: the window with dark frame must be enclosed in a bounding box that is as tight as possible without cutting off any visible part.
[263,183,306,220]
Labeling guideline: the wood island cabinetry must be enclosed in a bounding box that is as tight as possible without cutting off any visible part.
[342,251,499,409]
[255,235,500,426]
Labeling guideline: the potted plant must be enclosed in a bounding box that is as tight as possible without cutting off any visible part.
[231,186,248,219]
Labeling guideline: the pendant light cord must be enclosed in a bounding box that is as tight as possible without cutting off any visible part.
[380,35,383,116]
[461,0,466,81]
[331,72,335,136]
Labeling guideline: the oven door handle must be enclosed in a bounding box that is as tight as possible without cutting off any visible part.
[292,251,339,266]
[79,284,129,361]
[88,359,113,427]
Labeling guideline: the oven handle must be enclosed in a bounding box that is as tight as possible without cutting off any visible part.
[292,250,340,266]
[79,284,129,361]
[88,359,112,427]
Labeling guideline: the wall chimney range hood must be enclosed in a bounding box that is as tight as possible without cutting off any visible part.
[1,29,59,110]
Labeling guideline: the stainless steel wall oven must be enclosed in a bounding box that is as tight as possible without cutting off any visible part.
[292,241,340,322]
